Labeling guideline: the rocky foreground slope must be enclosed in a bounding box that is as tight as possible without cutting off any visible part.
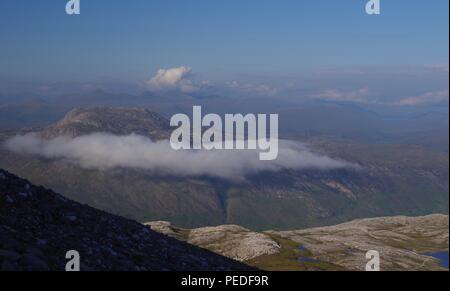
[0,169,254,271]
[147,215,449,271]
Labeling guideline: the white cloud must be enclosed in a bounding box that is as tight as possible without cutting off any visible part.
[146,66,197,92]
[144,67,279,97]
[4,133,353,181]
[394,90,449,106]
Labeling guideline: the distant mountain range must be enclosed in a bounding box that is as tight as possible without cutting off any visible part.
[1,92,448,151]
[0,107,448,230]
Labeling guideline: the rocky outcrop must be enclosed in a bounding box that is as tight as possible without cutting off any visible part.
[0,169,255,271]
[146,222,281,262]
[188,225,281,262]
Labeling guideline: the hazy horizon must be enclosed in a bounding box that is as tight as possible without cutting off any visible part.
[0,0,448,110]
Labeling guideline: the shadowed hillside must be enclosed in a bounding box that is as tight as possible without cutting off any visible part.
[0,169,255,271]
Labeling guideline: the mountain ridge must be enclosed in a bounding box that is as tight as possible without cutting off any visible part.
[40,107,171,140]
[0,107,448,230]
[0,169,255,271]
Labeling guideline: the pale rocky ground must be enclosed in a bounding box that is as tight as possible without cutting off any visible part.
[145,222,281,262]
[271,214,449,271]
[147,214,449,271]
[188,226,281,262]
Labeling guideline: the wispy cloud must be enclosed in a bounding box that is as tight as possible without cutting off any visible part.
[311,87,370,103]
[4,133,353,181]
[309,86,449,107]
[423,64,449,73]
[394,90,449,106]
[227,81,278,97]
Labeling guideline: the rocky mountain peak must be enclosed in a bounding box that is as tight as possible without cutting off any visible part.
[40,107,171,140]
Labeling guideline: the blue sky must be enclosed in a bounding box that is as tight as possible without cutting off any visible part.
[0,0,448,100]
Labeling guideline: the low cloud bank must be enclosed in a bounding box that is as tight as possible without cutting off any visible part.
[4,133,353,181]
